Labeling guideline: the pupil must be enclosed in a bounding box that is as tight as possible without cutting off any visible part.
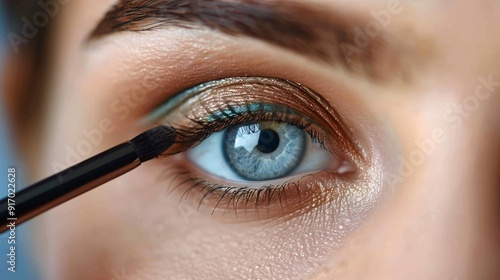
[256,129,280,153]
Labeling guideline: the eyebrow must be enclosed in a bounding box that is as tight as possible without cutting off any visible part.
[90,0,425,81]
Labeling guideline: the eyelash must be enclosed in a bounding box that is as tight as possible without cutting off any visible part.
[161,102,329,155]
[180,172,306,215]
[162,164,338,219]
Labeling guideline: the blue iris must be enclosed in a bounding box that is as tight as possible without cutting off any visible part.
[223,122,306,181]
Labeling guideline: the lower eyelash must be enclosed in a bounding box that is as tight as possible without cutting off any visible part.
[182,178,303,215]
[158,164,342,220]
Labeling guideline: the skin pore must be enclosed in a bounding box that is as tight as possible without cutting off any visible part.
[9,0,500,279]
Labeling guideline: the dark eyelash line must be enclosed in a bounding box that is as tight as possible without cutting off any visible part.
[156,165,333,219]
[177,173,320,218]
[155,102,328,157]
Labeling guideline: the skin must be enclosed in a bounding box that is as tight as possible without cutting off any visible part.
[6,0,500,279]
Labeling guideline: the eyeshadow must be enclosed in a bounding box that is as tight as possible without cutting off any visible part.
[145,76,364,162]
[206,103,306,123]
[144,81,219,123]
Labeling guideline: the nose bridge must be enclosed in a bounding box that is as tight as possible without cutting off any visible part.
[431,81,500,277]
[459,111,500,278]
[454,74,500,188]
[388,75,500,277]
[436,72,500,181]
[454,109,500,208]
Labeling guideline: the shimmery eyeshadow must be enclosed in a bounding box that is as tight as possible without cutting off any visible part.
[145,79,287,123]
[144,83,214,123]
[145,77,363,161]
[206,104,301,123]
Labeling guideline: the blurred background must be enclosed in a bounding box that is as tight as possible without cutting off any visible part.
[0,1,41,279]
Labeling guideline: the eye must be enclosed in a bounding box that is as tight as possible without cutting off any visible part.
[147,77,365,219]
[188,121,343,182]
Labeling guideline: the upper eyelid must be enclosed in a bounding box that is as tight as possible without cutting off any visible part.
[83,27,374,123]
[146,76,365,163]
[143,80,219,124]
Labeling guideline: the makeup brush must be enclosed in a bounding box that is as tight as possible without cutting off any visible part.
[0,126,176,233]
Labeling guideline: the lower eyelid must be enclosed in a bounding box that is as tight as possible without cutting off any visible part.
[153,159,359,222]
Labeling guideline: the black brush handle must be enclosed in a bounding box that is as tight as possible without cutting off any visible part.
[0,142,139,232]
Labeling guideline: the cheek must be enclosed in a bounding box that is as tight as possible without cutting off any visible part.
[34,95,155,279]
[36,157,375,280]
[70,191,348,280]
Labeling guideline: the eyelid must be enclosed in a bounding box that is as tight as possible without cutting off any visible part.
[146,76,364,163]
[157,163,359,222]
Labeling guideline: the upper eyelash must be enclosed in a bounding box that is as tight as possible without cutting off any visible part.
[157,102,329,156]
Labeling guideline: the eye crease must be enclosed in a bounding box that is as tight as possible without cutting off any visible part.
[146,77,370,219]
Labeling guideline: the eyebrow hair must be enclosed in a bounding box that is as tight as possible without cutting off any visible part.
[90,0,424,81]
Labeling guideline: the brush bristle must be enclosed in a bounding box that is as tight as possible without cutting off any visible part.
[130,126,177,162]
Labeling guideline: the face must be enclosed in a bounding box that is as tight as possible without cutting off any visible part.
[27,0,500,279]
